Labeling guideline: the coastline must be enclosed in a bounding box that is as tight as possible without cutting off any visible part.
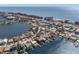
[0,12,79,54]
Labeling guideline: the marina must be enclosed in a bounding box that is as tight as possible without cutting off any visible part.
[0,8,79,54]
[0,22,31,39]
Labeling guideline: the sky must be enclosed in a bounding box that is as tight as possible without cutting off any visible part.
[0,4,78,7]
[0,4,79,11]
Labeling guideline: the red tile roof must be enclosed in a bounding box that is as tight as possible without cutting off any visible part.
[0,47,5,53]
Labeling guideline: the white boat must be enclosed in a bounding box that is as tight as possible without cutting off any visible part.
[73,39,79,47]
[3,38,8,43]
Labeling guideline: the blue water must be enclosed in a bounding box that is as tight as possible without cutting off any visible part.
[0,15,31,39]
[0,7,79,54]
[0,22,31,39]
[0,7,79,21]
[28,38,79,54]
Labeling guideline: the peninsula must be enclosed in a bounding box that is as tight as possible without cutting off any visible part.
[0,12,79,54]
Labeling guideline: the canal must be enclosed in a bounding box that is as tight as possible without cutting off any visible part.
[28,37,79,54]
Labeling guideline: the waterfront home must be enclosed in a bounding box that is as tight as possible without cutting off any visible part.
[13,36,21,42]
[6,16,16,20]
[76,28,79,32]
[65,27,76,32]
[31,40,41,47]
[72,31,79,39]
[5,41,15,50]
[20,34,26,39]
[64,31,70,38]
[69,36,78,42]
[25,41,33,49]
[8,38,14,44]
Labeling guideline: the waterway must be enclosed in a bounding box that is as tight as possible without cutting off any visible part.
[0,6,79,54]
[0,16,31,39]
[0,6,79,21]
[28,37,79,54]
[0,23,31,39]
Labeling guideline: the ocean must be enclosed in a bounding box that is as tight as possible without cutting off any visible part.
[0,7,79,21]
[0,6,79,54]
